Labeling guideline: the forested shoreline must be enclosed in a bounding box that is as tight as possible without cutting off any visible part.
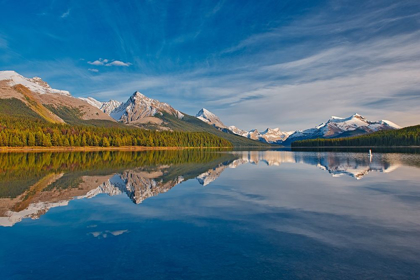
[0,116,233,148]
[292,125,420,147]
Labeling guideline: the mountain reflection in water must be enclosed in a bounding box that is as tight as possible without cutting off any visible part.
[0,150,417,227]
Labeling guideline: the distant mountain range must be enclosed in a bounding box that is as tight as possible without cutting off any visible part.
[0,70,401,145]
[195,108,400,145]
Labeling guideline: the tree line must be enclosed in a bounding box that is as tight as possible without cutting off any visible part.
[291,125,420,147]
[0,116,232,148]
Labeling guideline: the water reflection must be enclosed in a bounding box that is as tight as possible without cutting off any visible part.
[233,151,404,179]
[0,150,417,227]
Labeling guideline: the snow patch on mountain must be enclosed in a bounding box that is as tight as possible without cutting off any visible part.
[0,70,71,96]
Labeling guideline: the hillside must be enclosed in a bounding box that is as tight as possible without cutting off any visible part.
[0,112,234,148]
[291,125,420,147]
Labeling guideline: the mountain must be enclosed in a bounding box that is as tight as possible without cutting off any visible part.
[79,94,266,146]
[80,92,184,125]
[196,108,227,128]
[229,127,293,144]
[79,97,123,115]
[0,71,71,96]
[5,70,398,147]
[79,97,124,119]
[283,113,400,145]
[195,109,400,145]
[228,126,249,137]
[118,91,184,124]
[0,70,116,125]
[194,109,292,144]
[0,70,265,146]
[292,124,420,147]
[260,128,294,143]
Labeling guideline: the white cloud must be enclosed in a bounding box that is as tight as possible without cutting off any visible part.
[88,59,105,66]
[105,60,131,67]
[88,68,99,72]
[87,58,131,67]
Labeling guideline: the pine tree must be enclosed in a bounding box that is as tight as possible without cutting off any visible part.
[27,133,36,146]
[102,137,110,147]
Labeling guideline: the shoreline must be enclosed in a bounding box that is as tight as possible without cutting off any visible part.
[0,146,233,153]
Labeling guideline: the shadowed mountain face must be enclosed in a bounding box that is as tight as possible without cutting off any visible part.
[0,150,417,227]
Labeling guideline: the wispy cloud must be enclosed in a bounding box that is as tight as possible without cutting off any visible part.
[81,28,420,130]
[61,9,70,18]
[4,0,419,131]
[88,58,131,67]
[0,36,7,49]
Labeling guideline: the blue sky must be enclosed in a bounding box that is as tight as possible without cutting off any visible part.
[1,0,419,130]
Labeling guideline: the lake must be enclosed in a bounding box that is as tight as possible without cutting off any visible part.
[1,149,420,279]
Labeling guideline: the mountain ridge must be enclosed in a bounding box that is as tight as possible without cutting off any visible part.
[194,109,400,145]
[0,70,401,147]
[0,71,266,147]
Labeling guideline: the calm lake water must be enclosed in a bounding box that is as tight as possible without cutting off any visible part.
[1,150,420,279]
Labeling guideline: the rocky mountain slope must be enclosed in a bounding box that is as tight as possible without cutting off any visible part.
[0,71,115,125]
[81,92,184,125]
[0,71,71,96]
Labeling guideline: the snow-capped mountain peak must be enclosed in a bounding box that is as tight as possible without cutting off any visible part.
[196,108,227,128]
[0,70,71,96]
[284,113,400,144]
[131,91,146,99]
[79,97,123,116]
[101,100,123,115]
